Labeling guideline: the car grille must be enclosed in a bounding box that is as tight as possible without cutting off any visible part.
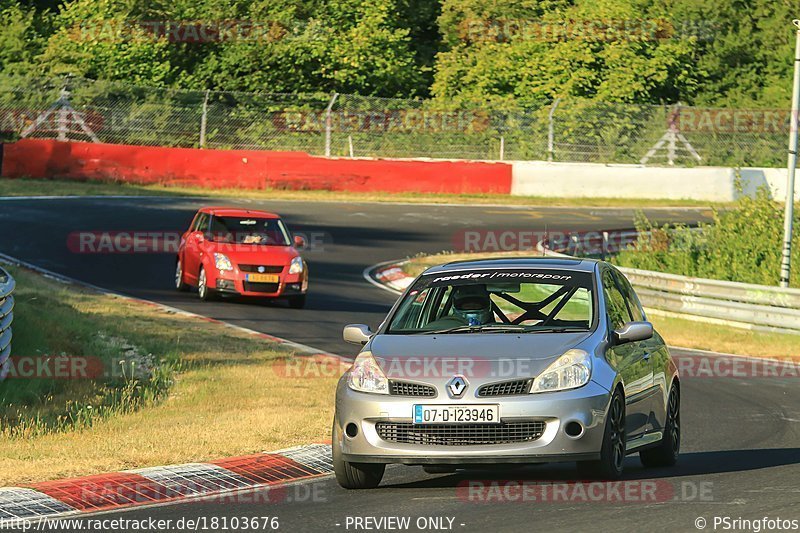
[477,379,532,397]
[375,421,546,446]
[239,265,284,273]
[389,380,436,397]
[243,282,280,293]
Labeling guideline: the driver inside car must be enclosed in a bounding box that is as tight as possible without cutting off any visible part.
[452,284,494,326]
[423,284,495,330]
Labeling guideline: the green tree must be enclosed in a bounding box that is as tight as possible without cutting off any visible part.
[182,0,426,95]
[432,0,704,107]
[33,0,431,96]
[37,0,178,85]
[665,0,796,107]
[0,0,49,75]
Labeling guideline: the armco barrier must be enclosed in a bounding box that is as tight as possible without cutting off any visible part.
[0,267,15,375]
[0,139,513,195]
[539,239,800,335]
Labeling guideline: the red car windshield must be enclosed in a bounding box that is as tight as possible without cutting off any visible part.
[208,216,291,246]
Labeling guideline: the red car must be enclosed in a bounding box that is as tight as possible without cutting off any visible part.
[175,207,308,308]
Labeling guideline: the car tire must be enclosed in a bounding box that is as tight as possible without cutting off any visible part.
[332,421,384,489]
[175,259,189,292]
[288,295,306,309]
[197,267,216,301]
[640,384,680,468]
[577,388,626,480]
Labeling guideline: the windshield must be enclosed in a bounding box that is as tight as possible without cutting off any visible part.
[208,216,291,246]
[387,268,595,334]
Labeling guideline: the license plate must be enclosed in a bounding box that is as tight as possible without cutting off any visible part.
[413,404,499,424]
[246,273,280,283]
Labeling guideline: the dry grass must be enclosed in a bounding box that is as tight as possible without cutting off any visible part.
[647,313,800,359]
[0,267,340,486]
[0,177,724,208]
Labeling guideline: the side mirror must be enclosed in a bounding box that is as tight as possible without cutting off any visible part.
[293,235,306,248]
[343,324,373,345]
[613,321,653,345]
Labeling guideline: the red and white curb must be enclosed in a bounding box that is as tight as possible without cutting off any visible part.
[0,444,333,523]
[363,259,414,296]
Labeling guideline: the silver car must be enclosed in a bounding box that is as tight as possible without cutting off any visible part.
[333,257,680,488]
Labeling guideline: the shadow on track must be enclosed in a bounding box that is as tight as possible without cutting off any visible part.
[381,448,800,489]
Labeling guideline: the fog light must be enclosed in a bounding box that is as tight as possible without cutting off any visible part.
[216,279,235,291]
[564,420,584,438]
[345,423,359,438]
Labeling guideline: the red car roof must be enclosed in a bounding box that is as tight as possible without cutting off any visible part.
[199,207,281,218]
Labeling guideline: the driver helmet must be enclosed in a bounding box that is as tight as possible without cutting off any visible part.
[452,285,493,326]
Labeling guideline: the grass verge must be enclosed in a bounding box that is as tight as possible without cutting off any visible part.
[400,252,800,359]
[0,177,725,208]
[0,266,341,486]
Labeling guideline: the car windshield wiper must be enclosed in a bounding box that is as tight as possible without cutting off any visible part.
[525,327,589,334]
[422,325,528,335]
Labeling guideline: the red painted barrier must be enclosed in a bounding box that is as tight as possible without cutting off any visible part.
[1,139,512,195]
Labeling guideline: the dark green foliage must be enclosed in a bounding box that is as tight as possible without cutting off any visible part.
[615,191,800,287]
[0,0,794,106]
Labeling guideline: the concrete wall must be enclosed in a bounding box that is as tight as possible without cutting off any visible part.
[2,139,796,202]
[738,167,799,202]
[511,161,800,202]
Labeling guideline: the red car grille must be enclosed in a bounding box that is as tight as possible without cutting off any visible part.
[243,282,280,293]
[239,265,284,273]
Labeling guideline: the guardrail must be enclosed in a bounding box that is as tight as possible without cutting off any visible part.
[618,267,800,335]
[539,234,800,335]
[0,266,15,375]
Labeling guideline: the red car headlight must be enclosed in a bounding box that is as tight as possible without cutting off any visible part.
[288,257,304,275]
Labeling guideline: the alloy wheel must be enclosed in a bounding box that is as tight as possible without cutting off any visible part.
[668,388,680,454]
[198,268,207,299]
[609,393,626,470]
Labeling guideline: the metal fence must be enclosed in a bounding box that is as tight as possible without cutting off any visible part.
[0,267,15,379]
[0,74,792,167]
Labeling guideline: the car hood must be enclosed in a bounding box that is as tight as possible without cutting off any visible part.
[205,243,298,265]
[368,332,592,381]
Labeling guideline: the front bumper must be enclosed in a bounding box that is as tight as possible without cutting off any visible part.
[335,380,611,465]
[212,268,308,298]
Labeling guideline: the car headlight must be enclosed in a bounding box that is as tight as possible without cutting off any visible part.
[530,349,592,393]
[288,256,304,275]
[213,253,233,271]
[347,351,388,394]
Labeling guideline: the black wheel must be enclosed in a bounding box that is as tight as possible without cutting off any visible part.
[288,295,306,309]
[332,421,384,489]
[640,384,680,468]
[175,259,189,292]
[197,267,216,301]
[577,389,626,480]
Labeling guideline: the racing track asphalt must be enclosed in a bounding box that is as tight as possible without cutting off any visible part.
[1,197,798,533]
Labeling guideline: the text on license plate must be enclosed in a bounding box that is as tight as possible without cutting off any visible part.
[413,405,499,424]
[246,273,280,283]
